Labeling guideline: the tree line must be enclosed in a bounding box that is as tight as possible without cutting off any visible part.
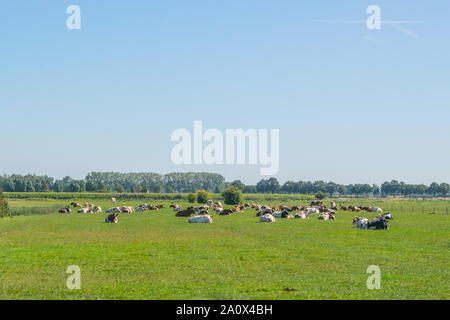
[0,173,449,197]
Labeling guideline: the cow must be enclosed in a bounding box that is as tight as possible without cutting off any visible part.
[259,214,275,223]
[70,202,82,208]
[331,201,337,210]
[176,208,195,217]
[306,207,320,214]
[295,211,309,219]
[370,207,383,213]
[78,207,92,214]
[367,217,389,230]
[105,212,119,223]
[273,211,293,218]
[378,212,393,220]
[189,215,213,223]
[84,202,94,208]
[206,200,213,206]
[256,208,273,217]
[310,200,323,206]
[58,207,71,214]
[318,212,335,220]
[93,206,102,213]
[106,207,121,213]
[136,204,148,212]
[219,209,234,216]
[170,204,183,212]
[110,197,116,203]
[352,216,369,229]
[120,206,133,213]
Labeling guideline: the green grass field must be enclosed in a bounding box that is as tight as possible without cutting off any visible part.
[0,197,449,300]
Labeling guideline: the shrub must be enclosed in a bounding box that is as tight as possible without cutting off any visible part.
[196,190,211,204]
[187,193,197,203]
[314,191,327,200]
[0,188,10,218]
[221,186,244,205]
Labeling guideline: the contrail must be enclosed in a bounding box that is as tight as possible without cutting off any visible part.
[392,24,418,37]
[312,19,422,24]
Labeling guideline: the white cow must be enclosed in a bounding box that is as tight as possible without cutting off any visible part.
[189,215,213,223]
[106,207,121,213]
[307,207,320,214]
[259,214,275,223]
[295,211,309,219]
[352,217,369,229]
[93,206,102,213]
[111,197,116,203]
[78,207,91,214]
[371,207,383,213]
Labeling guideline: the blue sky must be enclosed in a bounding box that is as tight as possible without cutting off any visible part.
[1,1,449,184]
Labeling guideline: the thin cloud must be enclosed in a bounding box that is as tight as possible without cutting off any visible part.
[393,24,418,37]
[312,19,422,37]
[312,20,422,25]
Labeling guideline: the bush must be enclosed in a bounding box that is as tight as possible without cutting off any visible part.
[196,190,211,204]
[0,188,10,218]
[314,191,327,200]
[221,186,244,205]
[187,193,197,203]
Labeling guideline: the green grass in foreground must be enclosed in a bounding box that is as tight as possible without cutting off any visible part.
[0,198,449,299]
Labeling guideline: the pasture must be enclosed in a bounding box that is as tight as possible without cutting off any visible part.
[0,196,449,300]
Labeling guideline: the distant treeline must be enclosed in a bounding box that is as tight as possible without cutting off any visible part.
[0,172,449,197]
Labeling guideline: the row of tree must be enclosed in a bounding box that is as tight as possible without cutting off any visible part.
[0,173,449,197]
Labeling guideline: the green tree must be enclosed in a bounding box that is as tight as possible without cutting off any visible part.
[187,193,197,203]
[231,180,245,191]
[196,190,211,204]
[314,191,327,200]
[221,186,244,205]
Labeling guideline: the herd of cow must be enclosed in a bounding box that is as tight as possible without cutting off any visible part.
[58,198,394,230]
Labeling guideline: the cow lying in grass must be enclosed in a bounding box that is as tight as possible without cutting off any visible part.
[176,208,195,217]
[58,207,72,214]
[272,211,293,218]
[295,211,309,219]
[259,213,275,223]
[318,212,335,220]
[106,207,121,213]
[353,213,393,230]
[78,207,92,214]
[70,202,82,208]
[219,209,234,216]
[189,215,213,223]
[105,212,119,223]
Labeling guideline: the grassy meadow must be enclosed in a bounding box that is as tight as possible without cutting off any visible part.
[0,196,449,300]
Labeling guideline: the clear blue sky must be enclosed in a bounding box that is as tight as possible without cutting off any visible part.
[1,1,449,185]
